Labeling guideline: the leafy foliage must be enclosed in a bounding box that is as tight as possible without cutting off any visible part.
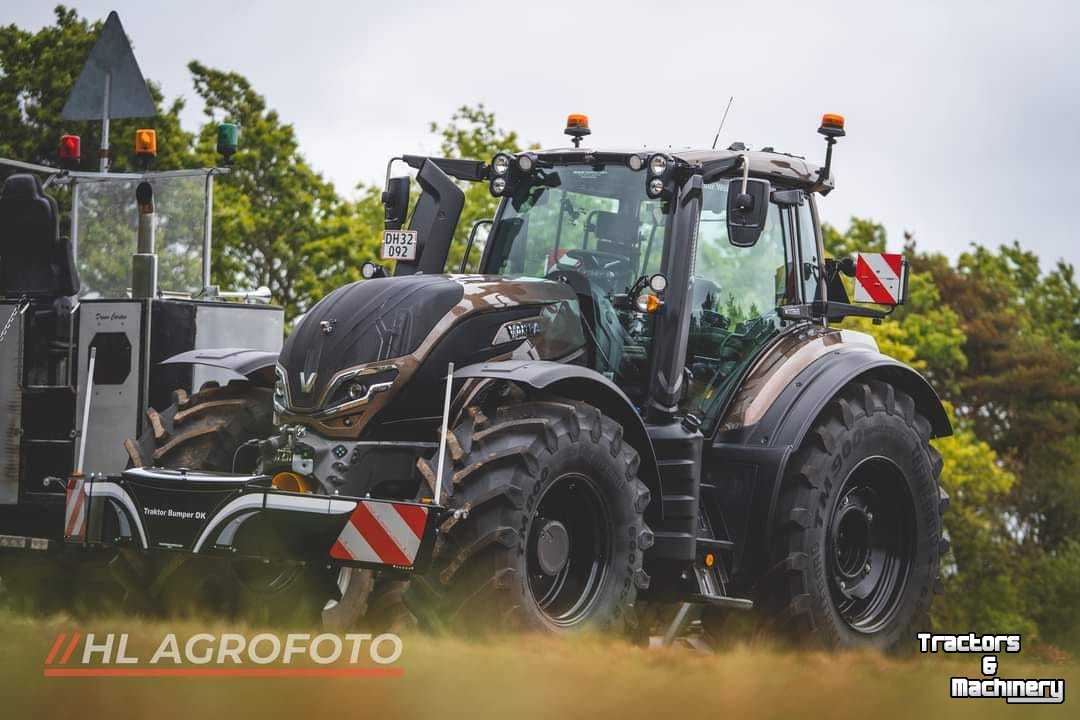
[188,61,353,319]
[429,104,526,271]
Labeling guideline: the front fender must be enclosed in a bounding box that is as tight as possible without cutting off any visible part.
[454,360,661,504]
[160,347,279,386]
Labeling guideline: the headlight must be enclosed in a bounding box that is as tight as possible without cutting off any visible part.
[647,178,665,198]
[491,177,508,195]
[273,370,287,410]
[627,155,644,171]
[492,154,511,176]
[517,154,534,172]
[322,366,399,415]
[649,154,668,176]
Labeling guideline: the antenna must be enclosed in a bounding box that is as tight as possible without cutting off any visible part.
[711,96,735,150]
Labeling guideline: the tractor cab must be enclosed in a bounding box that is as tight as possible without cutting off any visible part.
[474,143,827,428]
[381,113,902,433]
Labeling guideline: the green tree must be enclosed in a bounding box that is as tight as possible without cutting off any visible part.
[429,104,528,271]
[912,242,1080,649]
[931,407,1027,636]
[914,242,1080,553]
[189,61,352,319]
[0,6,192,173]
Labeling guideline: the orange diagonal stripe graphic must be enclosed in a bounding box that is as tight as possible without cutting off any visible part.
[59,631,82,664]
[44,633,67,665]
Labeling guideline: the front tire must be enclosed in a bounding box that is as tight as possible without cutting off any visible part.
[127,380,374,628]
[407,399,652,634]
[764,379,945,650]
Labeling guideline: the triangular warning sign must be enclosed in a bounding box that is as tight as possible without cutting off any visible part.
[60,11,156,121]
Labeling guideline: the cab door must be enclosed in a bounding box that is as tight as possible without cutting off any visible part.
[679,180,799,432]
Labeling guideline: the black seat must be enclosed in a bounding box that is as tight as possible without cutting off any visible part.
[594,212,638,258]
[0,174,79,298]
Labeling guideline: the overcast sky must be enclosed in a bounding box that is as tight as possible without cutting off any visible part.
[8,1,1079,267]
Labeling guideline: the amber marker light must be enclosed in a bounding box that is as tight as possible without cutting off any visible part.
[134,128,157,157]
[818,113,846,138]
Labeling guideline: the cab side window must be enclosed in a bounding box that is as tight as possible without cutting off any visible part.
[795,195,823,303]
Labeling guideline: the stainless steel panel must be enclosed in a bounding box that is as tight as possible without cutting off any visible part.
[192,305,283,388]
[76,301,143,476]
[0,302,24,504]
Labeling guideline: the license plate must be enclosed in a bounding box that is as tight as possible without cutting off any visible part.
[381,230,418,261]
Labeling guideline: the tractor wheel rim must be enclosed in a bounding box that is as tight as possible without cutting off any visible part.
[526,472,611,628]
[826,456,916,634]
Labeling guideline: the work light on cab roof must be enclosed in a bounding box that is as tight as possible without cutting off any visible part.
[818,112,846,137]
[564,113,590,147]
[489,151,514,197]
[816,112,846,186]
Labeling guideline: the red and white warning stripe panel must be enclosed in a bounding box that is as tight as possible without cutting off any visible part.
[330,500,430,568]
[64,474,88,541]
[854,252,906,305]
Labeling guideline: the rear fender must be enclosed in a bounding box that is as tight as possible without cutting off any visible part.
[717,343,950,582]
[160,347,278,386]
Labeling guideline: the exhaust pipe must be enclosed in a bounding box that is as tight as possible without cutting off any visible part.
[131,180,157,299]
[131,181,157,436]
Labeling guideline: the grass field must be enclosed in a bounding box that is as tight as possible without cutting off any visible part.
[2,610,1074,719]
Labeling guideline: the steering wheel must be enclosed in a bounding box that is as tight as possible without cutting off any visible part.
[556,249,635,293]
[558,248,630,272]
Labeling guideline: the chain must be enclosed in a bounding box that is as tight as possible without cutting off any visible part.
[0,295,28,345]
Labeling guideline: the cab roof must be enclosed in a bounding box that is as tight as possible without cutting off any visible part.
[534,146,834,194]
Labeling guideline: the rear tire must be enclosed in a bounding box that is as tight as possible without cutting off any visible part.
[125,380,273,471]
[406,399,652,634]
[763,379,945,650]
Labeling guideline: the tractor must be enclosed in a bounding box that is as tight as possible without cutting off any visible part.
[0,13,282,615]
[120,111,950,648]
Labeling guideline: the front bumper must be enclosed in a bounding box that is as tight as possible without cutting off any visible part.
[63,467,444,574]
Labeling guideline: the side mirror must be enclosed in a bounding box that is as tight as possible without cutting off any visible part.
[726,178,771,247]
[460,219,493,273]
[382,176,411,230]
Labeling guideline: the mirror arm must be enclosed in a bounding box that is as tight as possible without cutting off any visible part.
[810,137,837,194]
[383,156,403,192]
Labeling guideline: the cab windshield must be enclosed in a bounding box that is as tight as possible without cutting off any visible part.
[485,161,669,399]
